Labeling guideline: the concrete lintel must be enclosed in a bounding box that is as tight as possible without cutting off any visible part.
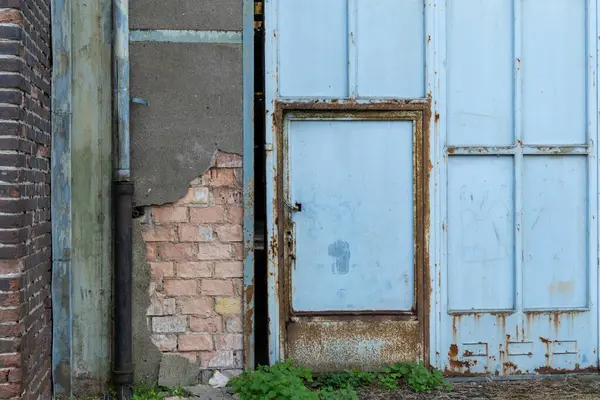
[129,30,242,44]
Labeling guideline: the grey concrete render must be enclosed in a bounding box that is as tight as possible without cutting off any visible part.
[129,0,242,31]
[132,220,163,383]
[130,42,243,206]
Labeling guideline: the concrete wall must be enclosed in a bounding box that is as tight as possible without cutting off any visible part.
[0,1,52,398]
[129,0,246,387]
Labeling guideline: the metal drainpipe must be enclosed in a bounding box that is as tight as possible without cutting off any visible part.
[113,0,133,396]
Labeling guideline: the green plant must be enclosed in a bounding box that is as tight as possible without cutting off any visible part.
[315,369,376,390]
[229,360,317,400]
[316,386,358,400]
[131,382,187,400]
[382,361,451,393]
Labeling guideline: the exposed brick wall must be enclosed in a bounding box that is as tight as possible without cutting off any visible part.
[0,0,52,398]
[141,152,244,373]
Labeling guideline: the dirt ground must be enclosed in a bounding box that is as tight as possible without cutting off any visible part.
[358,375,600,400]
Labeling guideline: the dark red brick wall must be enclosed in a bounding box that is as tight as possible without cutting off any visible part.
[0,0,51,398]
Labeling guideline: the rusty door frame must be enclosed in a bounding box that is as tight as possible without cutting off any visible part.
[264,0,438,366]
[269,101,431,364]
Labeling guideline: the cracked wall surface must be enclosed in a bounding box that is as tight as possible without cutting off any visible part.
[132,152,244,385]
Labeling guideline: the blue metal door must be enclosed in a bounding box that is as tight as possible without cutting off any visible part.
[265,0,600,375]
[265,0,430,371]
[435,0,599,375]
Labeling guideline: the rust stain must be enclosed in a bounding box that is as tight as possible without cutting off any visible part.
[434,112,440,123]
[534,365,597,375]
[547,280,574,295]
[463,350,474,357]
[539,337,552,344]
[503,361,520,376]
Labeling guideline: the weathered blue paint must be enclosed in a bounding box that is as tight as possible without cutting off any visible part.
[436,0,599,375]
[52,0,113,392]
[115,0,130,180]
[242,0,255,369]
[287,118,414,312]
[129,30,242,44]
[268,0,600,376]
[51,0,73,392]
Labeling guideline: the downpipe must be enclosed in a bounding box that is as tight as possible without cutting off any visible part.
[112,0,132,395]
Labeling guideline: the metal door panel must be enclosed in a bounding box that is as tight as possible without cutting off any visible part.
[447,156,515,311]
[522,156,588,310]
[289,119,414,312]
[437,0,599,376]
[356,0,425,98]
[266,0,430,370]
[522,0,586,144]
[278,0,348,98]
[446,0,514,146]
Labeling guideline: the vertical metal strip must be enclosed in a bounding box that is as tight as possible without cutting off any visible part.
[436,0,448,370]
[264,0,281,364]
[348,0,358,99]
[513,0,523,314]
[594,0,600,365]
[425,0,440,368]
[242,0,256,370]
[51,0,73,393]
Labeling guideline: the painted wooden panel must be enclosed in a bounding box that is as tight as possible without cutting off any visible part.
[446,0,513,146]
[522,156,588,310]
[278,0,348,98]
[289,119,414,311]
[356,0,425,98]
[522,0,586,145]
[447,156,514,311]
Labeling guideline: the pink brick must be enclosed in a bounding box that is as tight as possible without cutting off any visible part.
[146,243,159,261]
[232,243,243,261]
[152,206,188,223]
[202,169,238,187]
[215,152,243,168]
[190,316,223,333]
[200,280,235,296]
[214,262,243,278]
[164,280,197,296]
[178,296,213,317]
[159,243,196,261]
[225,316,243,333]
[179,334,214,351]
[177,262,212,278]
[226,207,243,224]
[152,316,187,333]
[151,334,177,351]
[151,262,174,281]
[213,187,242,205]
[175,186,210,206]
[216,225,243,243]
[215,334,243,351]
[199,350,242,369]
[197,243,232,260]
[190,206,226,224]
[179,225,213,242]
[142,225,177,242]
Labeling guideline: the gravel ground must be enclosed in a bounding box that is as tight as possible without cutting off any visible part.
[358,375,600,400]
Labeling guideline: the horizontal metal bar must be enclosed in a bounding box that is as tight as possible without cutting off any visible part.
[448,309,515,315]
[447,145,589,156]
[129,30,242,44]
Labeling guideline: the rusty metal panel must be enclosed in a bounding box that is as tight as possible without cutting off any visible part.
[287,318,422,372]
